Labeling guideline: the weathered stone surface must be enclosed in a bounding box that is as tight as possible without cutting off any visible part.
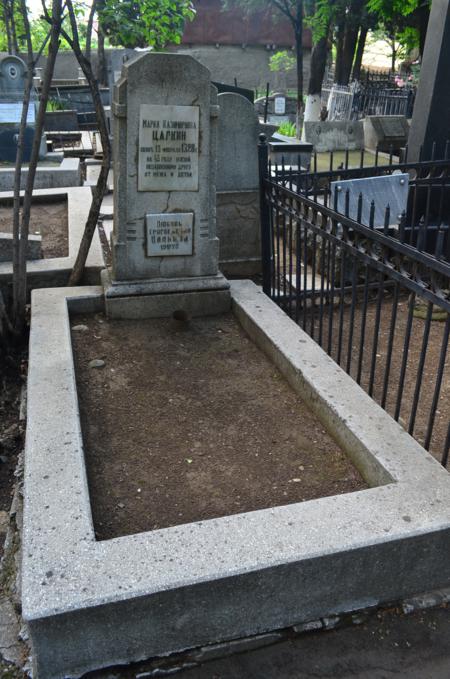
[363,116,409,153]
[22,284,450,679]
[217,190,260,276]
[303,120,364,152]
[110,52,220,283]
[217,92,259,192]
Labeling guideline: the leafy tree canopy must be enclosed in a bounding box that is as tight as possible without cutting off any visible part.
[99,0,195,49]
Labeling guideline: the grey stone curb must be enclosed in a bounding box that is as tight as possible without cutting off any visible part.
[0,187,104,288]
[0,157,81,192]
[22,281,450,679]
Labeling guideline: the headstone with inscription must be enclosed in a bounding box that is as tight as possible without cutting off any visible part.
[103,52,230,318]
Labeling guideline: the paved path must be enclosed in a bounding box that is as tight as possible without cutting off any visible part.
[177,606,450,679]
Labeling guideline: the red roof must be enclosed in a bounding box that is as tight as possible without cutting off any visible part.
[182,0,312,48]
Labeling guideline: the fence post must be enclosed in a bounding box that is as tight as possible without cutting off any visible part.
[258,133,272,297]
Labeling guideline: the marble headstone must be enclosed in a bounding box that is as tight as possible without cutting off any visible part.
[103,52,230,318]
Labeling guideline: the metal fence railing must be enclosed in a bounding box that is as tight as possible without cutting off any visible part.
[259,136,450,467]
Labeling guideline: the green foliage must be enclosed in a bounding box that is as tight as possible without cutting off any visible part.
[46,97,66,111]
[278,121,297,137]
[99,0,196,49]
[269,50,296,73]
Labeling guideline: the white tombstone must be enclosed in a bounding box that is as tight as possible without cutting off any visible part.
[103,52,230,318]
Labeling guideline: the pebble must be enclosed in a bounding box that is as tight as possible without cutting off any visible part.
[89,359,105,369]
[72,324,89,332]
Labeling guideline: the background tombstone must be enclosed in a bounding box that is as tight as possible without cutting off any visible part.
[363,115,409,153]
[103,52,230,318]
[0,55,44,162]
[408,0,450,161]
[216,92,260,276]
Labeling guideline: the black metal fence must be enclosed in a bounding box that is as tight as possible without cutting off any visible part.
[284,148,450,263]
[259,136,450,467]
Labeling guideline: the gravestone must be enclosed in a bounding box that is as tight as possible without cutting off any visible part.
[330,173,409,229]
[216,92,260,275]
[103,52,230,318]
[303,120,364,152]
[364,115,409,153]
[0,55,39,162]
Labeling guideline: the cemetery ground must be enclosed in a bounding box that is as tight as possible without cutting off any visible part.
[70,311,365,539]
[0,197,68,259]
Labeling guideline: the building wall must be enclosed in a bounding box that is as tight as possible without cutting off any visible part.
[170,44,311,93]
[0,45,311,94]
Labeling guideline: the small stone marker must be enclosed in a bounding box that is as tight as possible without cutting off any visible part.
[274,96,286,115]
[103,52,230,318]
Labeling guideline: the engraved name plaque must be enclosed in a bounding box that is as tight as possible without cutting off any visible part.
[146,212,194,257]
[138,104,199,192]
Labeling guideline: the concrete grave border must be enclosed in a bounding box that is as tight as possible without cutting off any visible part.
[23,280,450,679]
[0,157,81,191]
[0,186,104,289]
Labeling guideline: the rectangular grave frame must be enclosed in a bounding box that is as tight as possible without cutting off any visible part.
[23,280,450,679]
[0,186,103,288]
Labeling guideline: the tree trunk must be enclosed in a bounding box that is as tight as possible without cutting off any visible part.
[9,0,19,54]
[391,39,396,73]
[334,20,345,84]
[14,0,62,334]
[63,1,111,286]
[351,25,368,81]
[294,0,303,138]
[96,0,108,86]
[304,34,328,124]
[11,0,38,336]
[2,0,12,54]
[338,22,359,85]
[85,0,96,61]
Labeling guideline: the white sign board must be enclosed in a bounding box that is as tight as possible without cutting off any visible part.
[138,104,199,192]
[274,97,286,115]
[0,102,35,124]
[146,212,194,257]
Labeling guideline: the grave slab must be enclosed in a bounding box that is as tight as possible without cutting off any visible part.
[23,281,450,679]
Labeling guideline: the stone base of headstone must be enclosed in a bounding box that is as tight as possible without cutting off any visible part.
[102,268,231,319]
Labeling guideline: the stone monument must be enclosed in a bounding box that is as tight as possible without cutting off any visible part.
[0,55,42,162]
[103,52,230,318]
[216,92,260,276]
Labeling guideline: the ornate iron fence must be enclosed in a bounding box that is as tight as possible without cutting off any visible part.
[259,136,450,467]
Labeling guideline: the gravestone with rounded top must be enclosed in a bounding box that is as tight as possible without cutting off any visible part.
[103,52,230,318]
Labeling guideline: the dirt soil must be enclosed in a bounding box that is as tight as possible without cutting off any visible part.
[0,198,68,258]
[0,352,25,559]
[293,293,450,464]
[71,312,366,541]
